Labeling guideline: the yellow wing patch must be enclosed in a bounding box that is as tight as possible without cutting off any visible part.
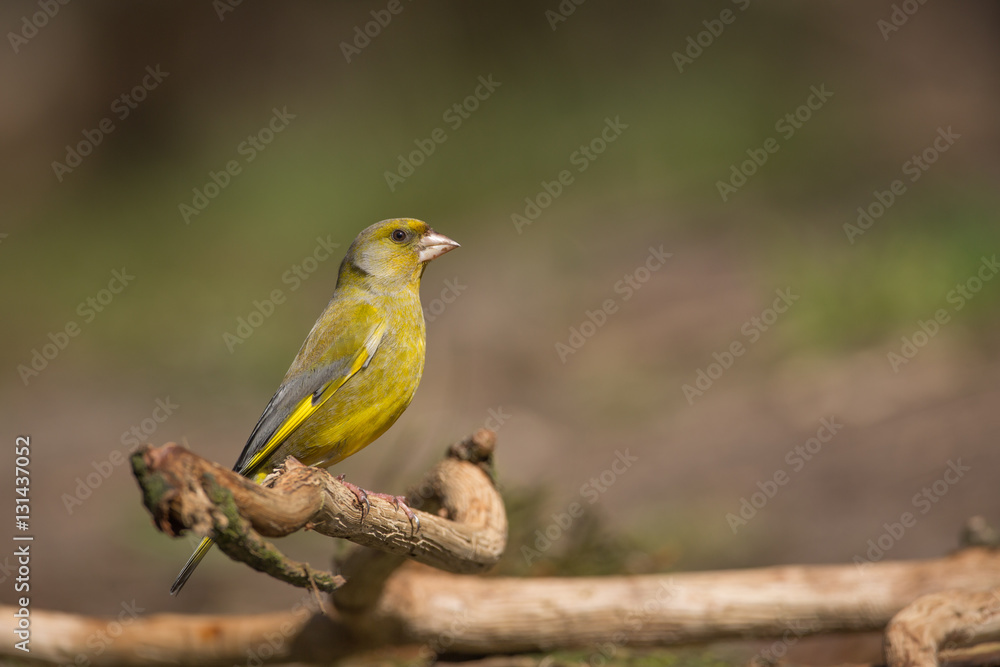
[240,319,387,476]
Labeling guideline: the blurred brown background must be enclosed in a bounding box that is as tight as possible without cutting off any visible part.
[1,2,999,661]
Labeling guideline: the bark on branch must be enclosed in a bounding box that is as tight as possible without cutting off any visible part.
[885,586,1000,666]
[8,549,1000,665]
[130,429,507,592]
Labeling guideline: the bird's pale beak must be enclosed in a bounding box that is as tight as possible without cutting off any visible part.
[418,230,460,263]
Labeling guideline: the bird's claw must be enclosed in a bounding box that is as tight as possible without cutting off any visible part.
[337,474,371,520]
[335,474,420,532]
[376,493,420,533]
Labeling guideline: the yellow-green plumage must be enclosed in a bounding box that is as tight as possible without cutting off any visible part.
[170,218,458,594]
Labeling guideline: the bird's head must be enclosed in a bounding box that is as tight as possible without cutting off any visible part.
[339,218,459,291]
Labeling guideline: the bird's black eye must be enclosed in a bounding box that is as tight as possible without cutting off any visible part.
[391,229,407,243]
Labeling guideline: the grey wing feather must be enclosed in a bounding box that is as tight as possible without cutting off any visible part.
[232,357,352,476]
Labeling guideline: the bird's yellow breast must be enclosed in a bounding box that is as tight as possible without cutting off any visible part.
[267,294,426,470]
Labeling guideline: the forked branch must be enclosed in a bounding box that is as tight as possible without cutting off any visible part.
[130,429,507,591]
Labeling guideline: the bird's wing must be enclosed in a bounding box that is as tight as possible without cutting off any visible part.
[233,302,387,478]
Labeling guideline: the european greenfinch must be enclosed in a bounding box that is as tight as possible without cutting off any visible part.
[170,218,459,594]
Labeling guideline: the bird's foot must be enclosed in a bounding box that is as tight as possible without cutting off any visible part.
[336,475,371,519]
[368,492,421,533]
[335,476,420,532]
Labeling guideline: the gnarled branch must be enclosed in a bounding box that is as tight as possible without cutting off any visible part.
[885,586,1000,666]
[130,429,507,591]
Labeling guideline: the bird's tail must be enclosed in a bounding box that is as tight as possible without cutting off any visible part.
[170,537,214,595]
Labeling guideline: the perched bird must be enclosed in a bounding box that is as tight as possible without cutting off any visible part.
[170,218,459,595]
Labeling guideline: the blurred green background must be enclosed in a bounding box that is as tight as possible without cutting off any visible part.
[2,1,999,663]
